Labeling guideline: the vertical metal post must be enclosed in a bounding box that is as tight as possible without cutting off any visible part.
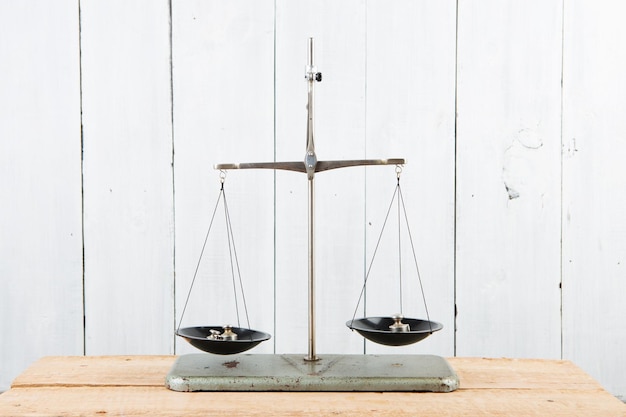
[306,178,318,361]
[304,37,319,361]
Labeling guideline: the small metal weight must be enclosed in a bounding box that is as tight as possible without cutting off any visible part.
[207,325,238,341]
[221,325,238,340]
[389,314,410,332]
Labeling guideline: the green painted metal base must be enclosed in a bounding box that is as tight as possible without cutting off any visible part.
[166,354,459,392]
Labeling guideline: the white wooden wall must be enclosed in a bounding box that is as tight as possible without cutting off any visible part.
[1,0,625,401]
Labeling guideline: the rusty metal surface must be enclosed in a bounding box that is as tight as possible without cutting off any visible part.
[166,354,459,392]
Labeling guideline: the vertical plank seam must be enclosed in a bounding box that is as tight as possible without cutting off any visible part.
[168,0,177,355]
[77,0,87,357]
[363,0,368,356]
[273,0,278,355]
[559,0,566,361]
[453,0,460,358]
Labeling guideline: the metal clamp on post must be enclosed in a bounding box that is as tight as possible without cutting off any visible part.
[305,37,321,182]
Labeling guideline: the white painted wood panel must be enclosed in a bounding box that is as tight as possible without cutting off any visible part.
[455,0,563,358]
[171,0,275,355]
[2,0,626,401]
[81,0,174,354]
[364,0,457,356]
[562,0,626,399]
[0,1,83,391]
[274,0,368,355]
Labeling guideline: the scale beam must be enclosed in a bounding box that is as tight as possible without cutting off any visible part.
[214,161,305,172]
[214,158,405,174]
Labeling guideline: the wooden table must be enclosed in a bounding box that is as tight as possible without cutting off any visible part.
[0,356,624,416]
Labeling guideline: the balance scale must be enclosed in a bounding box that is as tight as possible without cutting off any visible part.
[166,39,459,392]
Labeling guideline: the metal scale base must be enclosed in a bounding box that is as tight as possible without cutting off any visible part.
[166,354,459,392]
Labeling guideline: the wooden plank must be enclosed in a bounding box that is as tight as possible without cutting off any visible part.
[81,0,175,354]
[455,0,563,358]
[0,1,83,392]
[171,0,276,355]
[561,0,626,400]
[10,356,606,392]
[449,357,605,390]
[274,0,368,355]
[11,356,174,388]
[1,386,623,416]
[363,0,457,356]
[7,356,624,416]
